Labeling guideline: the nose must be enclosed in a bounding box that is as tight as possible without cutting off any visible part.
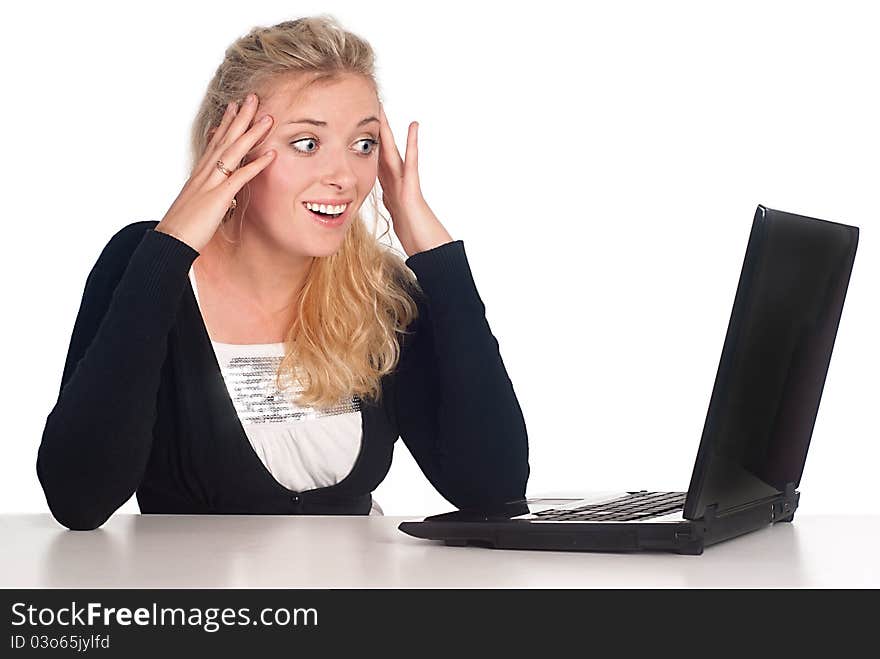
[320,148,358,191]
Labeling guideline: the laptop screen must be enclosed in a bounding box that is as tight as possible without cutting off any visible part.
[684,205,859,520]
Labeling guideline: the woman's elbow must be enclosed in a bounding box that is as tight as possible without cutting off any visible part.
[51,508,110,531]
[36,457,112,531]
[445,459,530,510]
[44,490,113,531]
[43,490,112,531]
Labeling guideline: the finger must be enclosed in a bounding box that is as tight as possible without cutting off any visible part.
[209,102,238,148]
[209,93,262,163]
[404,121,419,183]
[196,102,238,171]
[203,90,270,177]
[378,104,404,178]
[222,149,276,196]
[216,113,274,178]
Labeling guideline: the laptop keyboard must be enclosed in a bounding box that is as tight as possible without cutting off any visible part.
[530,491,687,522]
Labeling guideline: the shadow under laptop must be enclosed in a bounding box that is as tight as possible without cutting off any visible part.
[389,520,805,587]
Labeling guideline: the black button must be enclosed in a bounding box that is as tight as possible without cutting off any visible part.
[291,494,300,503]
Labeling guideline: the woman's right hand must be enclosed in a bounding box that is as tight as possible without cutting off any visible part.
[155,93,275,252]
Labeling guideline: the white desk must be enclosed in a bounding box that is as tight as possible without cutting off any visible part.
[1,514,876,588]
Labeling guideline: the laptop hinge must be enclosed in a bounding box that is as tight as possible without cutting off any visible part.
[782,482,799,518]
[703,485,796,525]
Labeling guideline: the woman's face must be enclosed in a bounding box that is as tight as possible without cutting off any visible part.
[240,73,380,257]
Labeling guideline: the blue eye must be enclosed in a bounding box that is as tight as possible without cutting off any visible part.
[289,137,379,156]
[290,137,318,154]
[355,138,380,155]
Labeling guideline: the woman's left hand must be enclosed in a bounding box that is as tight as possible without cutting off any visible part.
[377,104,454,258]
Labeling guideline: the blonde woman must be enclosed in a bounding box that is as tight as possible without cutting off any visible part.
[37,15,529,531]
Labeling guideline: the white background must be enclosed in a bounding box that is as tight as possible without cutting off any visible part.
[1,0,876,517]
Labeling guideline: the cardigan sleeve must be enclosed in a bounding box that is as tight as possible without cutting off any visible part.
[37,224,199,530]
[393,240,530,509]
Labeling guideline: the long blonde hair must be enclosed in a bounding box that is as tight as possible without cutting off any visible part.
[188,15,421,409]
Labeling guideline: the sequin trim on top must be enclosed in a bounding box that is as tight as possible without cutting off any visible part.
[216,349,361,425]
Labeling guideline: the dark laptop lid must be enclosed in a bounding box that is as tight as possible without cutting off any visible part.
[683,205,859,520]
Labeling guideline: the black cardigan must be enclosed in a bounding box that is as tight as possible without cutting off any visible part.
[37,222,529,530]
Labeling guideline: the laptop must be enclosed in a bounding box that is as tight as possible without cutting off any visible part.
[399,205,859,555]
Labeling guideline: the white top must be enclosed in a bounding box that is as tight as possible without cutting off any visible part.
[189,267,381,515]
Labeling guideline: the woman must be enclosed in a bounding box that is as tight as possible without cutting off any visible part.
[37,15,529,531]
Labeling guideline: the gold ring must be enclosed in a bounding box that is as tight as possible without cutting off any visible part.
[216,160,233,177]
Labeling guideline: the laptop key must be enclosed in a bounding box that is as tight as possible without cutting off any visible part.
[533,491,686,522]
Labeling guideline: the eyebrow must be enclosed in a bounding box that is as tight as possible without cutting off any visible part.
[284,116,379,127]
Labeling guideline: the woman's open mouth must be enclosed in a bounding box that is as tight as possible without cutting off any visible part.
[303,201,350,227]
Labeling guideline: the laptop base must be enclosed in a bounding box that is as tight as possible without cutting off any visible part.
[398,490,799,556]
